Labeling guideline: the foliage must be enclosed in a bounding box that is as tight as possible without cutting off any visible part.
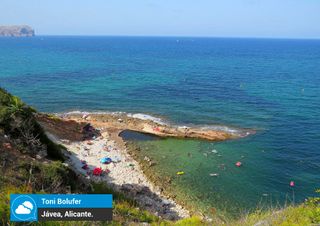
[0,185,32,225]
[169,216,204,226]
[114,201,159,223]
[231,190,320,226]
[0,88,64,160]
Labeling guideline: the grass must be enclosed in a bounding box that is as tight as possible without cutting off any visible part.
[232,203,320,226]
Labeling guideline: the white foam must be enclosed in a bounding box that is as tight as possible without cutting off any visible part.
[200,125,252,137]
[57,111,165,124]
[58,110,126,116]
[127,113,165,125]
[178,126,191,129]
[203,125,239,134]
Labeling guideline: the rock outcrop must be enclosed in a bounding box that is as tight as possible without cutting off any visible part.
[0,25,35,37]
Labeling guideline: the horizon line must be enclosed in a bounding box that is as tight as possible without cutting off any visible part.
[33,34,320,40]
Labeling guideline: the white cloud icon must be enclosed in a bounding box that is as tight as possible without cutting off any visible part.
[15,205,31,214]
[22,201,33,210]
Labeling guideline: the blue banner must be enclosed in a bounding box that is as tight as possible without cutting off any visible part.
[10,194,113,222]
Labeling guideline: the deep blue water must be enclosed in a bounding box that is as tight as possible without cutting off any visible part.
[1,36,319,213]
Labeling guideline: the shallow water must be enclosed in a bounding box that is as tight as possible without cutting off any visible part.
[1,36,319,215]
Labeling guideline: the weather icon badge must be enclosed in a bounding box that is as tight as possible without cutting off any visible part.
[10,195,37,222]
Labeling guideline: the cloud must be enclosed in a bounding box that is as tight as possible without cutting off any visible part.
[15,205,31,214]
[22,201,33,210]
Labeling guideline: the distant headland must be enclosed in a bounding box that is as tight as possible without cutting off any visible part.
[0,25,35,37]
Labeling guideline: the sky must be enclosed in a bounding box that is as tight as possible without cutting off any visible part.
[1,0,320,39]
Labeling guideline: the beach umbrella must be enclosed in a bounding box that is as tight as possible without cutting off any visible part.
[100,157,112,164]
[93,167,103,176]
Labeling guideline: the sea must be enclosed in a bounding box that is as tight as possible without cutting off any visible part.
[1,36,319,216]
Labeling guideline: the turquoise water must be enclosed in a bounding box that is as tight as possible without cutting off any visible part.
[1,36,320,214]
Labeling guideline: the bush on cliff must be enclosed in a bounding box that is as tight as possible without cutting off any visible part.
[0,88,64,160]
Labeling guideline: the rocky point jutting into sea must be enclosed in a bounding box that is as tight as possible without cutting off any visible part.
[0,25,35,37]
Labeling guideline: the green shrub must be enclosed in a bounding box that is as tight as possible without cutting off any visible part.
[114,201,159,223]
[0,185,32,224]
[0,88,64,160]
[172,216,204,226]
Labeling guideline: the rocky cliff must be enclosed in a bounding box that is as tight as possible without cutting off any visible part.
[0,25,35,37]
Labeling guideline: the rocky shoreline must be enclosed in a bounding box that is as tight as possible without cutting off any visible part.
[37,112,252,221]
